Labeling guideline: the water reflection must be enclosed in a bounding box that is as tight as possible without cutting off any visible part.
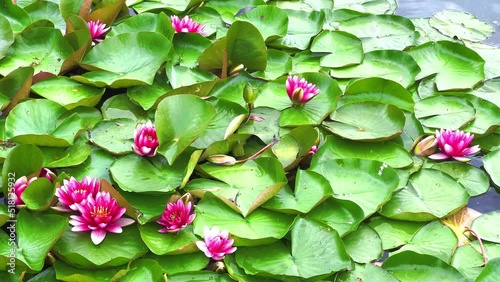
[397,0,500,45]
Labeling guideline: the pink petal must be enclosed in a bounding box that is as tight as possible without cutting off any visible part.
[91,229,107,245]
[428,153,450,160]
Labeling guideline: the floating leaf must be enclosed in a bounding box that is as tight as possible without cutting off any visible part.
[343,225,383,263]
[471,211,500,243]
[483,150,500,187]
[414,95,475,129]
[368,217,425,250]
[431,162,490,196]
[429,10,494,42]
[311,30,364,68]
[90,118,136,155]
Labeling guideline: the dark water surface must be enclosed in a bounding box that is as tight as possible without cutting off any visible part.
[397,0,500,213]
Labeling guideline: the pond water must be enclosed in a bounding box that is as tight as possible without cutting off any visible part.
[397,0,500,214]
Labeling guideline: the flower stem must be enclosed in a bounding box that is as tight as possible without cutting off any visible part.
[464,227,488,266]
[235,138,278,163]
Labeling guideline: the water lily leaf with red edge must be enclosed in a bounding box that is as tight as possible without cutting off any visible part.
[0,15,14,60]
[196,157,287,216]
[267,9,325,51]
[61,15,92,74]
[52,225,148,269]
[368,216,426,250]
[382,251,466,281]
[307,198,365,237]
[145,252,209,276]
[471,211,500,243]
[76,32,171,88]
[313,134,413,168]
[330,50,420,88]
[310,158,399,217]
[235,5,288,41]
[379,169,470,221]
[0,67,33,114]
[31,77,104,110]
[138,224,199,255]
[110,154,189,193]
[6,99,84,147]
[483,150,500,187]
[107,12,174,41]
[235,218,351,280]
[192,192,296,245]
[1,144,43,196]
[0,0,31,33]
[155,95,216,164]
[0,27,74,76]
[53,260,126,282]
[24,1,65,30]
[407,41,485,91]
[16,209,68,271]
[324,102,406,142]
[343,225,383,263]
[84,0,125,26]
[311,30,364,68]
[60,0,92,22]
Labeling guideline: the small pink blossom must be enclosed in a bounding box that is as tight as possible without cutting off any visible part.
[286,75,320,104]
[170,15,205,35]
[196,226,237,260]
[39,168,56,182]
[157,198,196,233]
[54,176,100,212]
[11,176,37,205]
[428,129,480,162]
[132,121,159,157]
[87,20,110,44]
[69,191,135,245]
[309,146,318,154]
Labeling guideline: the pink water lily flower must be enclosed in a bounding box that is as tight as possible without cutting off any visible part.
[309,145,318,154]
[39,168,56,182]
[157,198,196,233]
[171,15,205,35]
[132,120,159,157]
[196,226,237,260]
[54,176,100,212]
[428,129,480,162]
[87,20,110,44]
[70,191,135,245]
[12,176,37,205]
[286,75,320,105]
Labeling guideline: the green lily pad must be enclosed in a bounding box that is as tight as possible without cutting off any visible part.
[53,260,125,282]
[392,221,458,263]
[235,217,351,280]
[171,33,212,68]
[194,157,287,216]
[52,225,148,269]
[42,135,91,168]
[168,271,233,282]
[339,14,417,52]
[429,10,494,42]
[307,198,365,237]
[251,49,292,80]
[466,42,500,80]
[31,77,104,110]
[90,118,136,155]
[335,263,399,282]
[379,169,470,221]
[343,225,383,263]
[110,154,189,193]
[339,77,414,112]
[407,41,485,91]
[324,102,405,141]
[330,50,420,88]
[127,72,173,110]
[107,12,174,40]
[0,15,14,60]
[6,99,83,147]
[76,32,171,88]
[483,150,500,187]
[269,0,333,11]
[334,0,397,14]
[209,71,266,107]
[193,192,296,245]
[0,0,31,33]
[61,147,116,183]
[101,94,148,121]
[414,95,475,129]
[20,178,54,211]
[119,190,172,225]
[119,259,164,282]
[16,209,68,271]
[431,162,490,196]
[311,30,364,68]
[155,95,216,164]
[462,95,500,135]
[291,50,323,73]
[0,27,73,76]
[382,251,466,281]
[471,211,500,243]
[238,107,280,144]
[1,144,43,195]
[310,158,399,217]
[368,216,425,250]
[236,5,288,41]
[476,257,500,282]
[138,224,199,255]
[146,253,209,276]
[24,1,65,31]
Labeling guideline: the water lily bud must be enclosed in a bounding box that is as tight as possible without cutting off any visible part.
[290,87,304,105]
[243,83,255,104]
[414,135,437,157]
[207,154,237,166]
[209,261,227,273]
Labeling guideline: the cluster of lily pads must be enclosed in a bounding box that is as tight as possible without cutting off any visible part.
[0,0,499,281]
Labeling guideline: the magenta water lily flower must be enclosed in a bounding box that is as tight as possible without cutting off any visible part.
[87,20,110,44]
[133,120,159,157]
[286,75,320,105]
[428,129,480,162]
[309,145,318,154]
[171,15,205,35]
[39,168,56,182]
[54,176,100,212]
[157,198,196,233]
[196,226,237,260]
[70,191,135,245]
[12,176,37,205]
